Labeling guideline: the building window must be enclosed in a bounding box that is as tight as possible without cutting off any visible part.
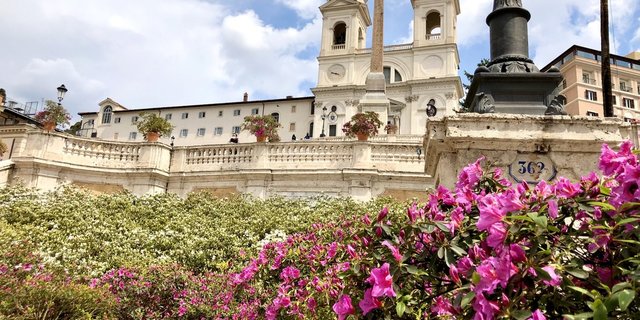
[582,72,595,85]
[612,96,617,105]
[197,128,206,136]
[585,90,598,101]
[214,127,223,135]
[181,112,189,119]
[289,123,296,132]
[383,66,403,84]
[291,105,296,113]
[85,119,95,127]
[271,112,280,123]
[333,22,346,47]
[180,129,188,137]
[309,122,314,137]
[425,11,441,39]
[218,110,223,117]
[232,126,241,134]
[114,117,121,123]
[131,116,139,124]
[234,109,241,116]
[311,104,315,115]
[586,111,599,117]
[624,117,632,123]
[129,132,137,140]
[329,125,337,136]
[102,106,113,124]
[620,81,631,93]
[251,108,259,115]
[165,113,172,120]
[623,98,635,109]
[199,111,206,118]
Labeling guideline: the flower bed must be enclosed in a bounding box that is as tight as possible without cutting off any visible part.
[0,142,638,319]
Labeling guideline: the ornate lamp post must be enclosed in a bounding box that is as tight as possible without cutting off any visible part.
[56,84,68,106]
[320,106,327,137]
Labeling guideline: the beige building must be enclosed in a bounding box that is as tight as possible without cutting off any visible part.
[79,0,463,143]
[541,45,640,120]
[78,96,315,147]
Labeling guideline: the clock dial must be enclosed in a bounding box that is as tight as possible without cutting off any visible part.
[328,64,346,81]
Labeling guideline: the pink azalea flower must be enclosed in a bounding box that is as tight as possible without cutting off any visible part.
[456,156,485,191]
[553,177,583,199]
[407,202,420,224]
[377,207,389,222]
[382,240,403,262]
[599,141,636,176]
[358,288,382,315]
[431,296,456,316]
[497,189,525,213]
[547,199,558,219]
[529,309,547,320]
[279,266,300,283]
[367,263,396,298]
[486,223,507,248]
[541,266,561,286]
[332,295,355,320]
[477,195,505,231]
[509,244,527,263]
[472,293,500,320]
[533,180,553,200]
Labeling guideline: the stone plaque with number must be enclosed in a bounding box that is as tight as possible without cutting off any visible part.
[508,154,557,184]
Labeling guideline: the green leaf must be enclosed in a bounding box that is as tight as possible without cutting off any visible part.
[566,268,589,279]
[592,299,607,320]
[527,212,548,229]
[535,267,552,281]
[449,244,467,256]
[444,248,454,267]
[612,282,632,293]
[460,291,475,308]
[511,310,533,320]
[435,222,450,233]
[380,224,392,236]
[419,224,436,234]
[619,202,640,212]
[437,247,445,259]
[615,217,640,227]
[396,301,406,317]
[563,313,594,320]
[587,201,616,212]
[569,286,595,299]
[404,265,424,275]
[472,272,481,285]
[618,289,635,311]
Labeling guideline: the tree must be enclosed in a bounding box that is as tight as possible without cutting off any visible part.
[65,121,82,136]
[460,58,491,108]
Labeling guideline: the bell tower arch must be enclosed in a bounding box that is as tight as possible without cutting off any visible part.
[412,0,460,47]
[318,0,371,57]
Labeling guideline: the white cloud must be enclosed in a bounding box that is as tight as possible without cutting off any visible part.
[274,0,324,20]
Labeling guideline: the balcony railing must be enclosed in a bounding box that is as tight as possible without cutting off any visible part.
[426,33,442,40]
[356,43,414,54]
[621,87,632,93]
[582,78,596,85]
[332,44,346,50]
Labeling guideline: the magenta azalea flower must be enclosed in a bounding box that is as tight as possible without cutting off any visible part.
[431,296,456,316]
[529,309,547,320]
[456,156,485,191]
[541,266,561,286]
[486,222,507,248]
[358,288,382,315]
[367,263,396,298]
[547,199,559,219]
[599,141,636,176]
[381,240,403,262]
[332,294,355,320]
[477,195,505,231]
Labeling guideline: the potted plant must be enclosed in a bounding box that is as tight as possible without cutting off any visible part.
[136,112,174,142]
[34,100,71,131]
[384,121,398,135]
[342,112,383,141]
[241,115,281,142]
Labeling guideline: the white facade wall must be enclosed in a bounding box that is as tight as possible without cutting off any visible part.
[81,97,315,146]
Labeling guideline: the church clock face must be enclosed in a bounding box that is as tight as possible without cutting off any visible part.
[328,64,346,81]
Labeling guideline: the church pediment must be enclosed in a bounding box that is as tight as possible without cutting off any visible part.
[320,0,371,24]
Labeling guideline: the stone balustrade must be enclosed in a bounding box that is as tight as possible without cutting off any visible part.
[0,124,431,199]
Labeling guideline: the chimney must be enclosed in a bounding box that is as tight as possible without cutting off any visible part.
[243,92,249,102]
[286,95,293,99]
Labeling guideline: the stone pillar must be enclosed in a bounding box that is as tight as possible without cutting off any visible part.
[360,0,389,127]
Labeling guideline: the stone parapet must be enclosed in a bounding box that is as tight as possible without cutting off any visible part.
[425,113,633,188]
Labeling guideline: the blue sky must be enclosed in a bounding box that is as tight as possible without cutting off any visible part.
[0,0,638,121]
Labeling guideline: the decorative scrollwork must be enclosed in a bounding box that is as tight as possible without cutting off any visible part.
[405,95,420,103]
[472,92,496,114]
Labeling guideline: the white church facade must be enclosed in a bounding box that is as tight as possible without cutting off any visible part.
[78,0,463,145]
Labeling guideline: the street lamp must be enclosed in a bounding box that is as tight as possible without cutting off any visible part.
[57,84,68,106]
[320,106,327,137]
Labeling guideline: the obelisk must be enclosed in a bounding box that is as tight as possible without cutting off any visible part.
[359,0,389,127]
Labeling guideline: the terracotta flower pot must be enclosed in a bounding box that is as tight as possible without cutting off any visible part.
[356,133,369,141]
[146,132,160,142]
[43,122,56,132]
[256,135,267,143]
[387,128,397,135]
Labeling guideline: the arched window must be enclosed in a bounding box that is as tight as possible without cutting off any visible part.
[309,122,314,137]
[102,106,113,124]
[333,22,347,48]
[271,112,280,123]
[358,28,364,48]
[426,11,441,39]
[383,66,403,84]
